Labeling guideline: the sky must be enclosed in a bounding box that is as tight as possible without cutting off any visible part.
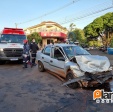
[0,0,113,30]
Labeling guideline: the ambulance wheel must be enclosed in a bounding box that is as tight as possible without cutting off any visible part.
[0,60,6,65]
[38,61,45,72]
[66,71,79,89]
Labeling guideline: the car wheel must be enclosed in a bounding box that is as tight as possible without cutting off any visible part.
[0,60,6,65]
[66,71,79,89]
[38,61,45,72]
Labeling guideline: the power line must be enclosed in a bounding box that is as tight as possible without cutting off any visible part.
[60,1,111,21]
[17,0,80,26]
[60,4,113,25]
[41,0,111,25]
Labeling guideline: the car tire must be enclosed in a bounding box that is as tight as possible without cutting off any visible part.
[38,61,45,72]
[0,60,6,65]
[66,71,79,89]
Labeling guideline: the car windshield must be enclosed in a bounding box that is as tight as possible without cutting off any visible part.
[63,46,90,59]
[0,34,26,43]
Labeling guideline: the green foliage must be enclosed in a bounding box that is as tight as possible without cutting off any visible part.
[27,32,42,44]
[102,13,113,28]
[84,12,113,46]
[88,40,102,47]
[88,41,94,47]
[68,32,76,41]
[69,23,86,43]
[73,28,86,44]
[84,12,113,37]
[84,24,94,37]
[110,36,113,48]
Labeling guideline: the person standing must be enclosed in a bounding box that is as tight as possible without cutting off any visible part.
[23,40,32,68]
[30,38,39,66]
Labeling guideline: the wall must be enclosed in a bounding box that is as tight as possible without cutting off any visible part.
[25,23,68,35]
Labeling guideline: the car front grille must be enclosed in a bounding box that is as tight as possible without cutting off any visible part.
[3,48,23,57]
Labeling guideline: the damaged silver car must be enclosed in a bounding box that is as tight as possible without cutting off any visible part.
[36,44,113,88]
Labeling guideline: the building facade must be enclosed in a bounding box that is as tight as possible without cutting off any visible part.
[24,21,68,47]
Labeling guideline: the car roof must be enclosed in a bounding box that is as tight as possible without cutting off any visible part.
[46,44,77,48]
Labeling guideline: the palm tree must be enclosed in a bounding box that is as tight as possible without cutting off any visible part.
[69,23,76,31]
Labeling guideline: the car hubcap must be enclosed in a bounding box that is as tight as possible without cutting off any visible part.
[39,65,42,69]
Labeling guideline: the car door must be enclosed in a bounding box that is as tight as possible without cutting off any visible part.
[50,47,66,78]
[41,46,51,70]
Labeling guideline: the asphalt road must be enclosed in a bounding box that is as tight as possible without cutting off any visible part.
[0,49,113,112]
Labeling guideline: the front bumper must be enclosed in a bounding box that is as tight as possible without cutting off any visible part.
[62,71,113,87]
[0,50,23,61]
[0,57,23,61]
[85,71,113,85]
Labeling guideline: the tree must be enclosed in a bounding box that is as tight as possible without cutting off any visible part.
[73,28,86,44]
[110,36,113,47]
[69,23,76,31]
[68,23,76,42]
[84,12,113,47]
[68,23,86,43]
[27,32,42,44]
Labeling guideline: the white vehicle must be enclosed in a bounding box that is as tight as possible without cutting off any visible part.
[0,28,27,64]
[36,44,113,88]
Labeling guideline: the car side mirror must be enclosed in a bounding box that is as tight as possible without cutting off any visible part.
[57,57,65,61]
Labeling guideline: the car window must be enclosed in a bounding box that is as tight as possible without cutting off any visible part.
[63,46,90,59]
[42,48,45,53]
[54,47,65,61]
[43,47,51,56]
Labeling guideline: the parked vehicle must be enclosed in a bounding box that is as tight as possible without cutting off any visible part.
[99,46,107,52]
[89,46,94,50]
[0,28,27,64]
[102,46,107,52]
[84,47,90,51]
[81,45,90,51]
[99,46,103,51]
[107,47,113,55]
[36,44,113,88]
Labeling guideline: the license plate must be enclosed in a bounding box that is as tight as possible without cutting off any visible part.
[10,58,18,61]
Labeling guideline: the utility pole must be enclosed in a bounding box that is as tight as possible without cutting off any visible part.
[15,23,17,28]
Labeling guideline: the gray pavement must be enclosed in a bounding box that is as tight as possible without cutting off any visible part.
[0,49,113,112]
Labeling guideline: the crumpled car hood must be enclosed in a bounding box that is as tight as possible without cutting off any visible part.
[75,55,110,73]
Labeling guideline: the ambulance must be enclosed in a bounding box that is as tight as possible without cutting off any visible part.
[0,28,27,64]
